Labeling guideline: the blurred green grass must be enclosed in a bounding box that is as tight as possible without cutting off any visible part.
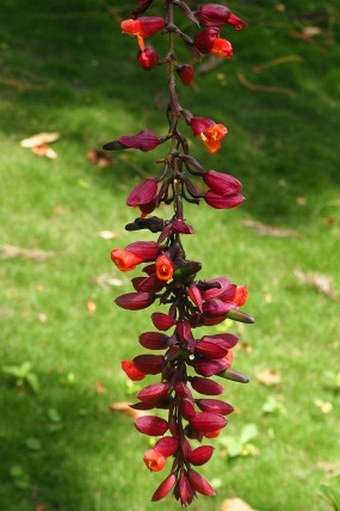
[0,1,339,510]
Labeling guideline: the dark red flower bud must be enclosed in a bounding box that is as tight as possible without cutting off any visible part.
[135,415,168,436]
[176,320,192,341]
[138,45,159,69]
[125,241,160,260]
[171,219,195,234]
[197,398,234,415]
[187,469,216,496]
[154,436,179,456]
[190,116,215,136]
[197,4,247,30]
[174,382,193,399]
[195,339,229,359]
[115,292,155,310]
[202,299,236,317]
[205,190,245,209]
[132,274,165,293]
[139,16,166,37]
[187,445,214,465]
[188,284,203,312]
[133,354,163,374]
[177,471,194,506]
[139,331,169,350]
[152,474,176,501]
[227,13,247,31]
[194,27,220,53]
[197,332,239,354]
[180,399,196,420]
[126,179,158,208]
[203,170,242,195]
[200,277,231,300]
[151,312,176,331]
[191,376,224,395]
[194,358,228,377]
[137,382,170,401]
[176,64,195,86]
[103,129,160,152]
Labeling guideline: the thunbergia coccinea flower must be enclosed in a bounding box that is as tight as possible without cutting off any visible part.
[105,1,253,507]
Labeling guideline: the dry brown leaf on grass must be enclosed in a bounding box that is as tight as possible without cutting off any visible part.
[0,244,55,261]
[241,219,299,238]
[86,300,96,314]
[255,369,281,386]
[293,268,338,301]
[95,382,107,395]
[220,497,256,511]
[87,149,113,167]
[98,230,116,240]
[109,402,148,420]
[20,132,60,159]
[93,273,125,289]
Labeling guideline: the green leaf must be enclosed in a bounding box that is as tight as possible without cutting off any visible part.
[319,485,340,511]
[47,408,62,423]
[219,435,243,458]
[240,423,258,444]
[262,396,286,414]
[25,437,42,451]
[9,465,30,490]
[26,372,40,393]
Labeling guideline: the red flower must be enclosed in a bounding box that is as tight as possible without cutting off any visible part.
[121,359,146,381]
[143,448,166,471]
[187,445,214,465]
[151,312,175,331]
[155,254,174,281]
[138,46,159,70]
[190,117,227,154]
[203,170,242,195]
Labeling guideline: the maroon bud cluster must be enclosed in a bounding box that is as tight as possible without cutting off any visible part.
[105,0,252,506]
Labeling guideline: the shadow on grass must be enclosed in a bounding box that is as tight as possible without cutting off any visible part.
[0,373,130,511]
[1,0,339,225]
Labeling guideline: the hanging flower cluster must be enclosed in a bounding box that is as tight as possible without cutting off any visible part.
[104,1,253,506]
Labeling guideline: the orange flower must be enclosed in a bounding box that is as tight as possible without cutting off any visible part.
[111,248,143,272]
[143,448,166,471]
[204,429,221,438]
[121,360,146,381]
[199,123,228,154]
[155,254,174,281]
[210,38,233,58]
[233,285,248,307]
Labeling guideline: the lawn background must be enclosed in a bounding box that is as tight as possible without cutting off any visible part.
[0,1,339,510]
